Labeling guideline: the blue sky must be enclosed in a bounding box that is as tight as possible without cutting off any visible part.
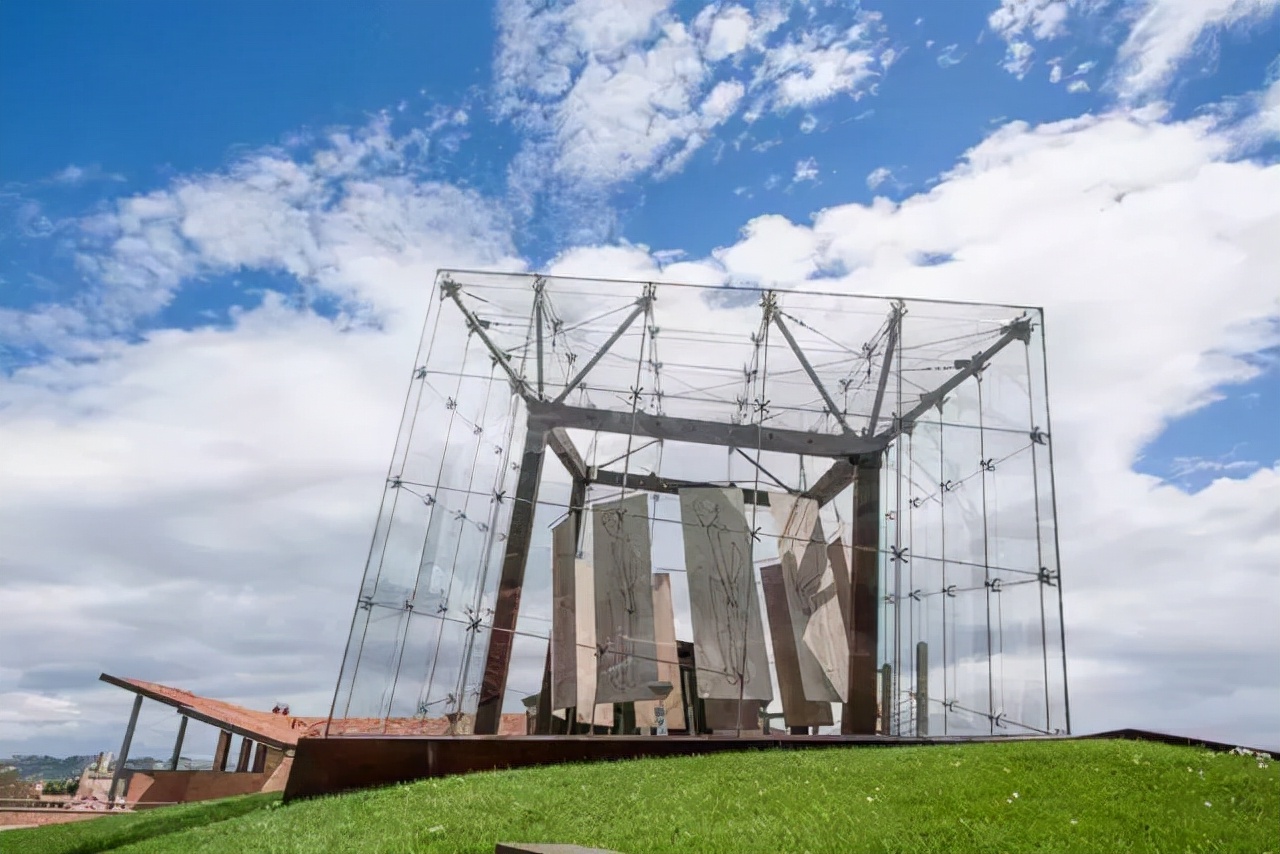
[1,0,1278,755]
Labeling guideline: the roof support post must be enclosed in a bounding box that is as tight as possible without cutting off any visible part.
[167,715,188,771]
[213,730,231,771]
[235,737,253,773]
[109,694,143,804]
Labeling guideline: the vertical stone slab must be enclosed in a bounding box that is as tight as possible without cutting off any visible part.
[760,564,834,729]
[703,699,764,732]
[636,573,687,730]
[679,488,773,701]
[771,495,849,703]
[593,495,659,703]
[574,556,613,727]
[550,519,578,712]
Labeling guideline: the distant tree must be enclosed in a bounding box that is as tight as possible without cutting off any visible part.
[0,767,36,798]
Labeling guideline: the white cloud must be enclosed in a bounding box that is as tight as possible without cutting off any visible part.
[700,4,753,61]
[866,166,894,190]
[753,22,882,109]
[1050,61,1064,83]
[1067,79,1091,93]
[937,44,966,69]
[989,0,1076,42]
[43,163,126,186]
[1115,0,1280,99]
[1002,40,1036,78]
[792,156,819,183]
[493,1,890,198]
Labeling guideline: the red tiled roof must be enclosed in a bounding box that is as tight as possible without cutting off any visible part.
[100,674,527,746]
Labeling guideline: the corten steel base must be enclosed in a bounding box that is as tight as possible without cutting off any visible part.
[282,733,1066,801]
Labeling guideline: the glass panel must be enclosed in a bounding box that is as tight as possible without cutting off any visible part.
[327,271,1067,740]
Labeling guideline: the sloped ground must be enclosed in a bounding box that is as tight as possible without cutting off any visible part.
[5,739,1275,854]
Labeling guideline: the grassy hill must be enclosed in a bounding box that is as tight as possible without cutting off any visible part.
[5,739,1276,854]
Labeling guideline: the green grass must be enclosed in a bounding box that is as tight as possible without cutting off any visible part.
[1,792,279,854]
[5,740,1276,853]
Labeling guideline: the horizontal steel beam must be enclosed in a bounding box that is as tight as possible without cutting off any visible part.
[591,469,772,506]
[526,400,886,458]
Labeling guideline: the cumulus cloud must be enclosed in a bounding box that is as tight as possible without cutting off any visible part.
[698,3,754,61]
[752,19,884,109]
[494,0,890,203]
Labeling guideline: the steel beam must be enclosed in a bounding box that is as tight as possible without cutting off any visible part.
[865,304,901,437]
[771,312,853,433]
[803,458,858,506]
[546,427,588,483]
[475,425,549,734]
[440,276,531,397]
[528,400,883,458]
[591,468,772,506]
[810,314,1028,505]
[551,295,651,404]
[877,316,1031,440]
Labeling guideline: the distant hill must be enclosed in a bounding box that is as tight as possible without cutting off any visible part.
[2,754,217,781]
[2,754,97,781]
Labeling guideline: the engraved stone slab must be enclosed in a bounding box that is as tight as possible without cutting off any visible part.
[770,494,849,702]
[635,572,687,730]
[550,518,613,727]
[679,487,773,701]
[760,564,834,729]
[550,519,578,712]
[593,495,659,703]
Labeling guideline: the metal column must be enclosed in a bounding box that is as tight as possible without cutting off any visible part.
[843,454,881,734]
[475,426,549,734]
[108,694,143,803]
[916,641,929,736]
[167,715,188,771]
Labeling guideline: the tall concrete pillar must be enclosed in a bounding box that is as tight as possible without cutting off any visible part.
[213,730,232,771]
[252,742,268,773]
[235,737,253,773]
